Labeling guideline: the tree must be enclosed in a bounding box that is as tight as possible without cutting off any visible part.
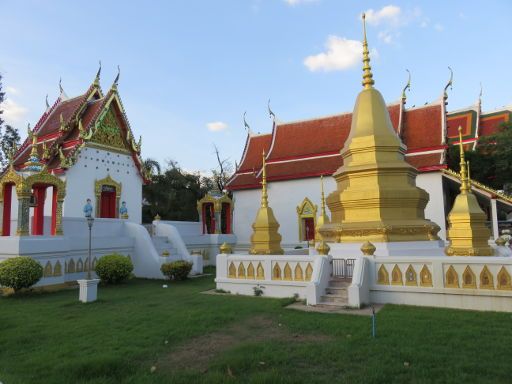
[447,122,512,193]
[211,144,233,195]
[0,74,21,169]
[142,160,211,223]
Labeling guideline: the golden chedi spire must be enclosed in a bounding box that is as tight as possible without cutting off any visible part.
[445,127,494,256]
[319,14,440,243]
[315,175,331,241]
[249,150,284,255]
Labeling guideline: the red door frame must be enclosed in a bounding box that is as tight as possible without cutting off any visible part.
[2,183,13,236]
[304,217,315,241]
[100,190,116,218]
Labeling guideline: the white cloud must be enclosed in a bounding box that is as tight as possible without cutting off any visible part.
[378,31,394,44]
[206,121,228,132]
[284,0,318,6]
[434,23,444,32]
[364,5,402,26]
[6,86,19,95]
[304,36,366,72]
[1,98,27,125]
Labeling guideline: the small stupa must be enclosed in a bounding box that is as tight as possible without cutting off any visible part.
[249,151,284,255]
[320,14,440,243]
[315,175,330,241]
[445,127,494,256]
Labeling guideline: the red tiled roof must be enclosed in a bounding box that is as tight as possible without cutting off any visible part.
[237,134,272,173]
[402,104,443,150]
[266,155,342,180]
[479,112,510,136]
[406,153,445,171]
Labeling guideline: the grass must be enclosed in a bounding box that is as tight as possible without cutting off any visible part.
[1,273,511,384]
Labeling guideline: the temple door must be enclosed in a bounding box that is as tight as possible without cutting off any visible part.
[100,190,116,218]
[304,218,315,241]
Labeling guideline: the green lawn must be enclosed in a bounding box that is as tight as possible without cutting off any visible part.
[1,273,511,384]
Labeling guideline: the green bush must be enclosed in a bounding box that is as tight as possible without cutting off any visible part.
[0,257,43,292]
[94,254,133,284]
[161,260,193,281]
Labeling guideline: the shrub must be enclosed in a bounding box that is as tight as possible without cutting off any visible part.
[94,254,133,284]
[161,260,193,281]
[0,257,43,292]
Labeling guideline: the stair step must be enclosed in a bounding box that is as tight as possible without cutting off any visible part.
[317,301,350,308]
[325,287,348,296]
[320,295,348,304]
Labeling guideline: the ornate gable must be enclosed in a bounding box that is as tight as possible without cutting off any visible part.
[90,104,129,153]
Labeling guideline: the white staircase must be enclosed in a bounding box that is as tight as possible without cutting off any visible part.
[319,277,351,307]
[151,236,179,260]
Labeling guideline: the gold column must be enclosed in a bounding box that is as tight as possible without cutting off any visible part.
[249,151,284,255]
[16,191,30,236]
[319,14,440,243]
[445,127,493,256]
[55,199,64,235]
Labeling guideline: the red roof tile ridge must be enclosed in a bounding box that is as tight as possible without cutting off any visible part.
[405,99,442,111]
[481,105,512,115]
[447,104,479,115]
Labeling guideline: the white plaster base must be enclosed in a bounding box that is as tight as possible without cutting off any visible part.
[328,240,447,258]
[77,279,100,303]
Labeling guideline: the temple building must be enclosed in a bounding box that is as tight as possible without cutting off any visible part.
[1,68,148,237]
[227,74,512,248]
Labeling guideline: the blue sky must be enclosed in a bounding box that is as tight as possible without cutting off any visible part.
[1,0,511,174]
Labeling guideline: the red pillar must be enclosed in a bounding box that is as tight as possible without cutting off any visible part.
[32,186,46,236]
[201,204,206,234]
[51,186,57,236]
[2,184,12,236]
[209,204,215,234]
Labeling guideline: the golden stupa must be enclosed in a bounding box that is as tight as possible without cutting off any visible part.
[445,127,494,256]
[319,14,440,243]
[249,151,284,255]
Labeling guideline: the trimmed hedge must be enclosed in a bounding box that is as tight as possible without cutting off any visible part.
[0,257,43,292]
[94,254,133,284]
[161,260,193,281]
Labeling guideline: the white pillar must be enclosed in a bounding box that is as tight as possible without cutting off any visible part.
[491,198,499,239]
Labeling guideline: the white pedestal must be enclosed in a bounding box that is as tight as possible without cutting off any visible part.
[77,279,100,303]
[328,240,447,258]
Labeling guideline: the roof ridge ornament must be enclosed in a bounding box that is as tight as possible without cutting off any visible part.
[401,69,411,102]
[243,111,253,136]
[45,94,50,110]
[112,65,120,89]
[361,13,374,89]
[268,99,276,122]
[443,66,453,101]
[94,60,102,86]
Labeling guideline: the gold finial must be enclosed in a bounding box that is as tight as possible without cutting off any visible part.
[361,241,376,256]
[154,213,161,221]
[316,240,330,255]
[220,242,233,254]
[261,150,268,208]
[59,113,66,132]
[29,131,39,158]
[458,126,470,193]
[42,141,50,160]
[467,160,471,188]
[361,13,374,89]
[495,237,507,247]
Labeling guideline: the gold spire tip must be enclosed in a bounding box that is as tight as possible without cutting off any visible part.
[361,12,374,89]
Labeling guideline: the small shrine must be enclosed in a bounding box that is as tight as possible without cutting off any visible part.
[197,190,233,234]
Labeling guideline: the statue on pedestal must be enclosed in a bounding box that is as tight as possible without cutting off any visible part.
[120,201,129,219]
[83,198,93,218]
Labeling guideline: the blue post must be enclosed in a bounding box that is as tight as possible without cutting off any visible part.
[371,306,376,338]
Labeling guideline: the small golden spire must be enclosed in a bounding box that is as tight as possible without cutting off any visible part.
[29,131,39,158]
[361,13,374,89]
[458,126,470,193]
[320,175,327,216]
[261,150,268,208]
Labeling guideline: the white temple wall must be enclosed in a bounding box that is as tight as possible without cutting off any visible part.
[232,176,337,248]
[416,172,447,241]
[63,146,143,223]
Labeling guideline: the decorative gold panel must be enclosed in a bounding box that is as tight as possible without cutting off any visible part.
[391,264,403,286]
[237,262,246,279]
[305,263,313,281]
[283,263,292,281]
[247,262,255,279]
[445,266,459,288]
[228,262,236,278]
[462,266,476,289]
[53,261,62,277]
[377,265,389,285]
[91,106,127,151]
[44,261,53,277]
[294,263,304,281]
[405,265,417,286]
[67,259,75,273]
[497,267,512,290]
[480,266,494,289]
[256,262,264,279]
[273,263,282,280]
[420,265,432,287]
